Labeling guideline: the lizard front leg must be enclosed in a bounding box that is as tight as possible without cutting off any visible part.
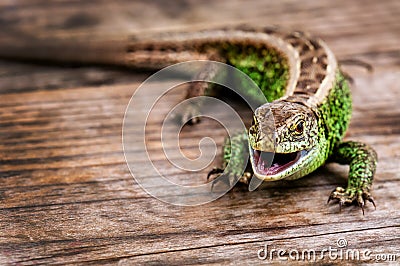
[208,131,252,188]
[328,141,378,213]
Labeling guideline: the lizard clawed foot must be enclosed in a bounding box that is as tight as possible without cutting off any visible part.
[328,186,376,215]
[207,167,230,191]
[207,167,224,181]
[207,167,252,191]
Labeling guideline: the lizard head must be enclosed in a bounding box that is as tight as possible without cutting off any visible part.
[248,100,319,181]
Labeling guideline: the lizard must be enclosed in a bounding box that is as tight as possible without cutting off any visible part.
[0,25,377,212]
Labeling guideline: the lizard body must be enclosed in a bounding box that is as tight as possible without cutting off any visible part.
[0,26,377,211]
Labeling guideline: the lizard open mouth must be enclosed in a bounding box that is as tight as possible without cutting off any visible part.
[250,148,307,178]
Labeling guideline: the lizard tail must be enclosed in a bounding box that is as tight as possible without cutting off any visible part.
[0,26,130,67]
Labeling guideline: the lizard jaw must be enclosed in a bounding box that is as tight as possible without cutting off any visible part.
[249,146,310,181]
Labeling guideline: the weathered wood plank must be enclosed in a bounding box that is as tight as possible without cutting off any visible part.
[0,0,399,264]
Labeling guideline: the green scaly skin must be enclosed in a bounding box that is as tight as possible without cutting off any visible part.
[224,44,289,103]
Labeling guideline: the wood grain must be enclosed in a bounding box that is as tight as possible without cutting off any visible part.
[1,0,399,264]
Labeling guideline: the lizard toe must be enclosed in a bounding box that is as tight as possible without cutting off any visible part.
[207,167,224,181]
[328,186,376,214]
[238,172,252,185]
[207,168,251,191]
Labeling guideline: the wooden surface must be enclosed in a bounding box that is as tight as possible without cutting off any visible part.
[1,0,400,264]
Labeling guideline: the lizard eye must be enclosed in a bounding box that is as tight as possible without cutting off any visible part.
[295,120,304,134]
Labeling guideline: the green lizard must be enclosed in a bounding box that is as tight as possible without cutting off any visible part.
[0,26,377,212]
